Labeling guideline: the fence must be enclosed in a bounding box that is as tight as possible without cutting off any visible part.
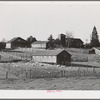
[1,63,100,79]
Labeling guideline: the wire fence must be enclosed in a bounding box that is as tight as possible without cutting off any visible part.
[0,63,100,80]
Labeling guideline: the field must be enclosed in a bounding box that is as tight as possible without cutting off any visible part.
[0,48,100,90]
[0,76,100,90]
[0,61,99,90]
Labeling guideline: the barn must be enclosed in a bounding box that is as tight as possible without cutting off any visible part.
[6,37,30,49]
[32,49,71,65]
[31,41,49,49]
[66,38,84,48]
[89,47,100,55]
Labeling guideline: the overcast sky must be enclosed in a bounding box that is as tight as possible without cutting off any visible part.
[0,1,100,43]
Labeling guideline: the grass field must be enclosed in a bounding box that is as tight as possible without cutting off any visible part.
[0,63,100,90]
[0,76,100,90]
[0,61,100,90]
[0,48,100,89]
[0,48,91,62]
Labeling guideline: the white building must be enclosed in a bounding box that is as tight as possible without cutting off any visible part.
[31,41,49,49]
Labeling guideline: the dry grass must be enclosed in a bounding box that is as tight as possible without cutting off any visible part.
[0,62,100,89]
[0,48,100,90]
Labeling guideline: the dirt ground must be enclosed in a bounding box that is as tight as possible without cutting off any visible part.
[0,76,100,90]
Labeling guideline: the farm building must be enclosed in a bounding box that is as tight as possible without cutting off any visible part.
[58,34,66,46]
[89,47,100,55]
[32,49,71,65]
[66,38,84,48]
[31,41,49,49]
[6,37,30,49]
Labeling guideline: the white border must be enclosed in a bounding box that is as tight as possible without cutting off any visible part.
[0,1,100,99]
[0,90,100,99]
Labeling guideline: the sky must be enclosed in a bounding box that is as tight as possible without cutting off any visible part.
[0,1,100,43]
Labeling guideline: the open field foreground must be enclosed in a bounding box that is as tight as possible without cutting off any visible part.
[0,62,100,90]
[0,77,100,90]
[0,48,100,90]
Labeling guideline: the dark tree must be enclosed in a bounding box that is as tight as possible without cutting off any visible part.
[90,26,100,47]
[47,34,55,49]
[0,42,6,50]
[54,38,61,48]
[48,34,54,41]
[26,36,37,44]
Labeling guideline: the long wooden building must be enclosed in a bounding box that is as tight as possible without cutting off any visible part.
[32,49,71,65]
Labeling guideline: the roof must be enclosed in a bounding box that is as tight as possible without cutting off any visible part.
[66,38,83,43]
[32,41,49,44]
[93,47,100,50]
[59,33,66,36]
[7,37,27,43]
[32,49,71,56]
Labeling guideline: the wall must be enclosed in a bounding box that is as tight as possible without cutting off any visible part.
[6,43,11,48]
[32,55,56,63]
[57,51,71,64]
[31,43,46,49]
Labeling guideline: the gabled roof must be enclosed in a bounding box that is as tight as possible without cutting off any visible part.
[32,49,71,56]
[32,41,49,44]
[66,38,83,43]
[93,47,100,50]
[7,37,27,43]
[74,38,83,43]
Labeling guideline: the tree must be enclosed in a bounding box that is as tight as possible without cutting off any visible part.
[54,38,61,48]
[26,36,37,44]
[47,34,54,49]
[48,34,54,41]
[0,38,6,50]
[66,31,74,38]
[66,31,74,47]
[1,38,6,42]
[90,26,100,47]
[0,42,6,50]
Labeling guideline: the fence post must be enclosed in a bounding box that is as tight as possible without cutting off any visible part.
[31,56,32,61]
[61,70,63,77]
[63,70,65,77]
[6,71,9,79]
[93,67,96,76]
[26,71,28,78]
[78,67,80,76]
[30,70,31,78]
[21,56,22,60]
[51,71,53,78]
[6,63,10,79]
[87,67,88,76]
[0,55,1,61]
[83,69,85,76]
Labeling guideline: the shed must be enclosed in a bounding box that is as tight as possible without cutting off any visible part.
[89,47,100,55]
[6,37,30,49]
[32,49,71,65]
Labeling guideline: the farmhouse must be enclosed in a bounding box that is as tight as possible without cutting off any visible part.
[31,41,49,49]
[89,47,100,55]
[6,37,30,49]
[32,49,71,65]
